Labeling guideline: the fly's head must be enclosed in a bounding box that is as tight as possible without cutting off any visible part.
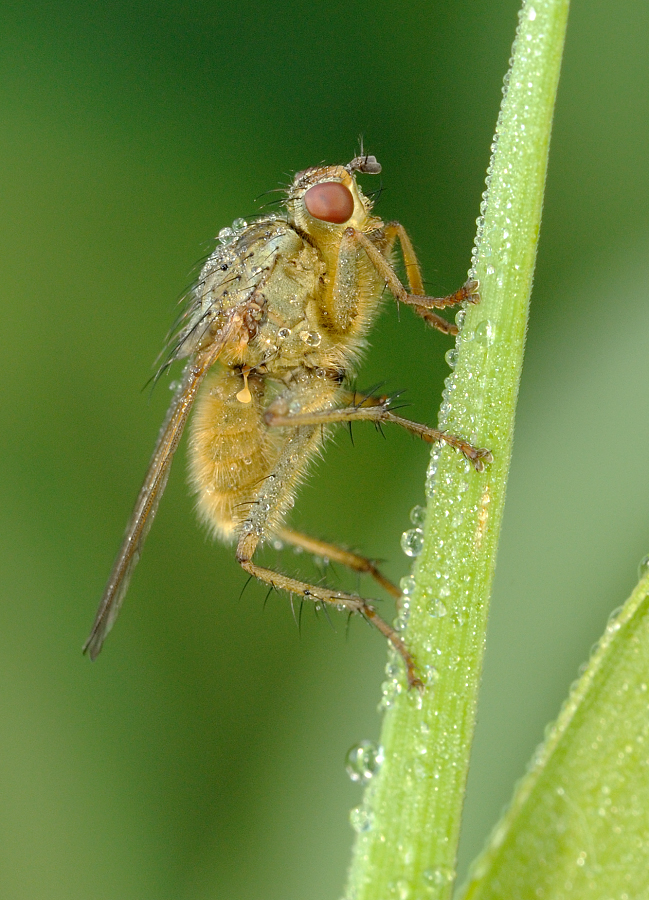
[287,155,383,248]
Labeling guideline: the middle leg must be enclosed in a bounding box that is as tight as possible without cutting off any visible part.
[264,401,493,471]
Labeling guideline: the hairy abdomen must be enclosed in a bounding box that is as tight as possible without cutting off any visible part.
[188,368,278,542]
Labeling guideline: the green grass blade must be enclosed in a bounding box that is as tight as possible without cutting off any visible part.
[458,567,649,899]
[343,2,569,899]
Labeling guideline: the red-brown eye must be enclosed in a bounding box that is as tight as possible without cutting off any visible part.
[303,182,354,224]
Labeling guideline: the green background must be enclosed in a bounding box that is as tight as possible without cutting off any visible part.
[2,1,648,897]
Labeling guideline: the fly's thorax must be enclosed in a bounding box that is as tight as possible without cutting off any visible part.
[199,219,301,315]
[240,239,328,368]
[170,218,305,361]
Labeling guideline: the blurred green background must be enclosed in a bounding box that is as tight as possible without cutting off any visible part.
[2,0,649,897]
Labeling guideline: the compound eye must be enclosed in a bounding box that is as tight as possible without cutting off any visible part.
[303,182,354,224]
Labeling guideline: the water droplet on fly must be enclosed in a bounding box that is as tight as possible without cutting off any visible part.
[232,217,247,230]
[277,327,290,339]
[345,740,384,784]
[218,227,235,243]
[400,575,416,596]
[300,330,322,347]
[401,528,424,557]
[409,505,426,528]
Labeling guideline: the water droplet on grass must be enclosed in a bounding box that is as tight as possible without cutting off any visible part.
[345,741,384,784]
[401,529,424,557]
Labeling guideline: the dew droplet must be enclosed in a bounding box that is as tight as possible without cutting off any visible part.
[231,217,247,230]
[345,740,384,784]
[427,598,447,618]
[378,677,400,712]
[400,575,416,596]
[394,880,410,900]
[218,226,234,243]
[300,330,322,347]
[422,665,439,687]
[393,609,409,632]
[422,866,455,888]
[409,504,427,528]
[385,659,400,679]
[401,528,424,557]
[474,320,495,345]
[277,327,290,340]
[444,348,458,368]
[349,805,374,833]
[638,554,649,580]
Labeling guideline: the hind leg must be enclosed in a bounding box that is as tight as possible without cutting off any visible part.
[237,526,421,689]
[273,525,401,601]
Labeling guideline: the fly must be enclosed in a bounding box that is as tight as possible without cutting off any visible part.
[84,154,491,688]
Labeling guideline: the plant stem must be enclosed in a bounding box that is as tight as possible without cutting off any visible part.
[343,2,570,899]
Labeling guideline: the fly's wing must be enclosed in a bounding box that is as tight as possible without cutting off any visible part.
[83,317,241,660]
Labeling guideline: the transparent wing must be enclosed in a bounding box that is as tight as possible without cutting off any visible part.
[83,319,239,660]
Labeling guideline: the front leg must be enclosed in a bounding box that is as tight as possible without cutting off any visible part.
[265,399,493,472]
[352,224,480,334]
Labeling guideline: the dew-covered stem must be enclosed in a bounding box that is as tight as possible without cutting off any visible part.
[344,2,569,899]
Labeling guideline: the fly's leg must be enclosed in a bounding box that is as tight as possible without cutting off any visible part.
[273,525,401,601]
[235,420,421,688]
[346,225,480,332]
[237,528,421,688]
[265,402,493,472]
[383,222,458,333]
